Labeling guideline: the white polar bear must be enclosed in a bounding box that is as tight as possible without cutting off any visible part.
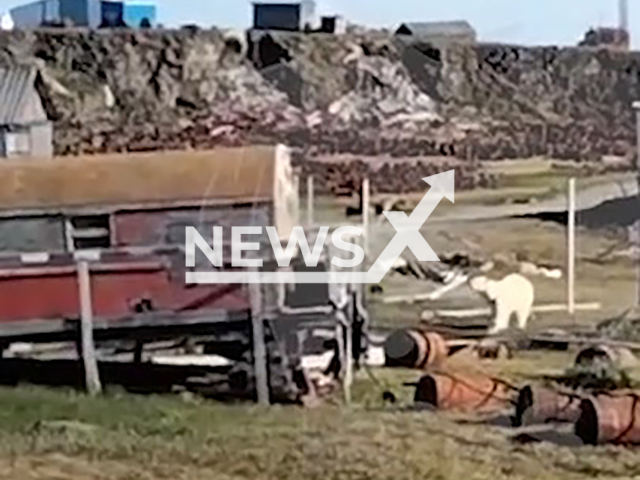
[469,273,535,335]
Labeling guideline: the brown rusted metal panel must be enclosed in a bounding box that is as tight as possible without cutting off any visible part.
[384,329,448,369]
[514,385,583,427]
[114,206,271,251]
[576,393,640,445]
[414,372,513,413]
[0,146,280,212]
[0,255,248,323]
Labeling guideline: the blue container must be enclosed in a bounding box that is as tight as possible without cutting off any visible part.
[101,1,125,27]
[123,3,156,28]
[10,0,101,28]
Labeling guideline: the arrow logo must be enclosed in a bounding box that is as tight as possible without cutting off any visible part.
[365,170,455,283]
[186,170,455,285]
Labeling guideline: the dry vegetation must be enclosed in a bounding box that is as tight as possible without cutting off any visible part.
[0,351,638,480]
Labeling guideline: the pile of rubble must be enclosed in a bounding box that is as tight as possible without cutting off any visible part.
[297,157,498,195]
[1,29,639,189]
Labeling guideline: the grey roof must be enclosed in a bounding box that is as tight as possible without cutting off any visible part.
[397,20,476,37]
[0,65,37,125]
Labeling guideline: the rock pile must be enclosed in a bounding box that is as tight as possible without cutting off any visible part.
[0,29,638,193]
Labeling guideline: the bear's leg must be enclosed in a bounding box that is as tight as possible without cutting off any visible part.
[515,300,532,330]
[488,300,511,335]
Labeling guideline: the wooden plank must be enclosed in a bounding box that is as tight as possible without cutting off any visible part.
[307,175,314,227]
[343,316,353,406]
[528,334,640,352]
[633,101,640,307]
[76,259,102,395]
[424,302,601,319]
[248,269,269,406]
[362,178,370,260]
[382,275,468,304]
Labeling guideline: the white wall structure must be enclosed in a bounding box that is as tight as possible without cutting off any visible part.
[0,12,14,30]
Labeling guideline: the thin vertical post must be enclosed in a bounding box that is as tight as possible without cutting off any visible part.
[567,178,576,316]
[343,318,353,406]
[362,178,370,260]
[249,270,269,406]
[76,259,102,395]
[307,175,314,226]
[633,102,640,306]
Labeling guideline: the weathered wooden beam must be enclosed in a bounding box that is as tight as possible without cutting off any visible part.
[307,175,314,226]
[248,269,269,406]
[76,259,102,395]
[422,302,601,319]
[567,178,576,316]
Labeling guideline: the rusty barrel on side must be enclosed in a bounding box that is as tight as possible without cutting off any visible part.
[576,393,640,445]
[575,345,638,371]
[413,372,513,413]
[384,329,447,369]
[513,385,582,427]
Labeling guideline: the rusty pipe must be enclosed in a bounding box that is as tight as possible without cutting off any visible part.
[513,385,583,427]
[384,329,447,369]
[576,393,640,445]
[413,372,514,413]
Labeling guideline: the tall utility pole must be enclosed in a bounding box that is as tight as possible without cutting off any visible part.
[633,101,640,306]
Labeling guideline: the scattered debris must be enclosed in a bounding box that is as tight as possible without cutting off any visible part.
[474,338,513,360]
[519,261,563,280]
[552,356,633,392]
[597,310,640,342]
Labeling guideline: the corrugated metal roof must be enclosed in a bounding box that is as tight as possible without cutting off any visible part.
[0,65,36,125]
[397,21,476,37]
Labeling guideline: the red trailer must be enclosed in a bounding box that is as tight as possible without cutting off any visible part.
[0,145,365,402]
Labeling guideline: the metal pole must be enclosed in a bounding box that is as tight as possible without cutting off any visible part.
[248,269,269,406]
[307,175,314,227]
[76,259,102,395]
[634,102,640,307]
[567,178,576,316]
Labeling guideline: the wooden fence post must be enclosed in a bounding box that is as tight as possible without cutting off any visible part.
[248,269,269,406]
[76,259,102,395]
[567,178,576,316]
[307,175,314,227]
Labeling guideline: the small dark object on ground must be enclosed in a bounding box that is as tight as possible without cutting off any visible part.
[382,391,396,403]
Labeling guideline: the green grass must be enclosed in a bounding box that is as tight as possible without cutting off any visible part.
[0,365,637,480]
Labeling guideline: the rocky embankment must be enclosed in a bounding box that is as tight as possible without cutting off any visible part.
[0,28,638,193]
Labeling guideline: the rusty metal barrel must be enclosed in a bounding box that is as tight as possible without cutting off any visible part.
[384,329,447,369]
[576,393,640,445]
[575,345,638,371]
[513,385,583,427]
[413,372,513,413]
